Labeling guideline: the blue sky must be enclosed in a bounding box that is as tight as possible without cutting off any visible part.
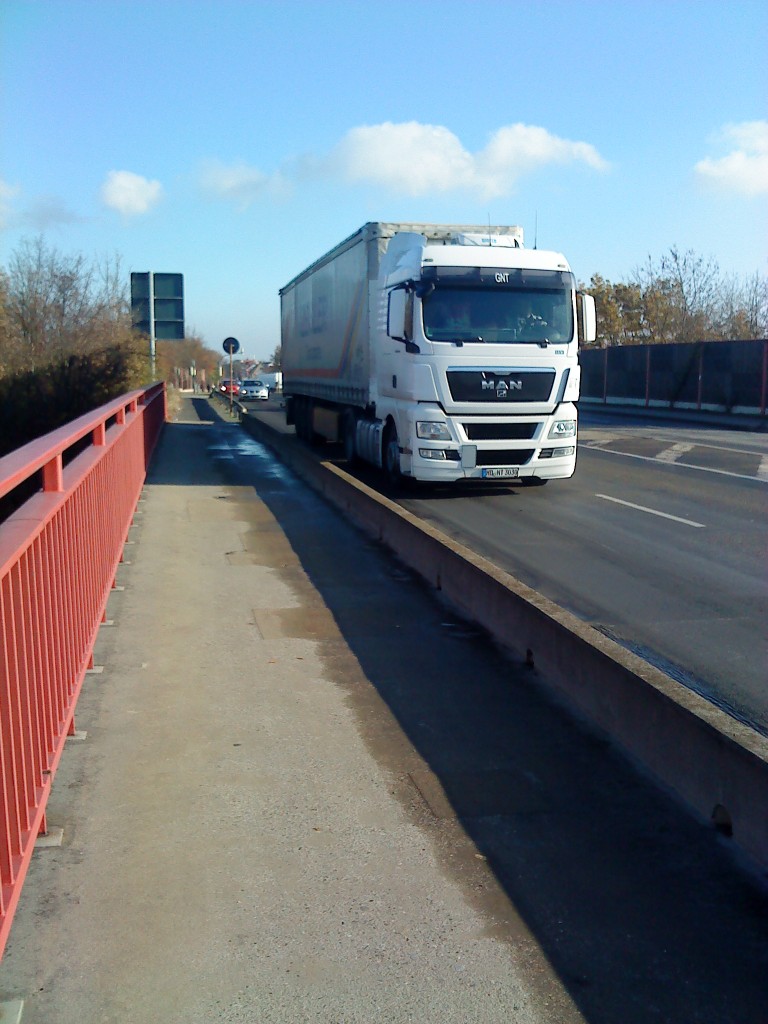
[2,0,767,361]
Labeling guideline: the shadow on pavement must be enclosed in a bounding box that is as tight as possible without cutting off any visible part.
[150,406,768,1024]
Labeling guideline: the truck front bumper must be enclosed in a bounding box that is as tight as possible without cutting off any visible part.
[404,405,578,483]
[406,446,577,483]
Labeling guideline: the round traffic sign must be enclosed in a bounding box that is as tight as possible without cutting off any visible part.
[222,337,240,354]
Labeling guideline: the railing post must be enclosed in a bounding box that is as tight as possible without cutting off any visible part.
[697,347,704,410]
[42,454,63,493]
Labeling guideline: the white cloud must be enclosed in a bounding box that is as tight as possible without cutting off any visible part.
[25,196,85,229]
[332,123,476,196]
[0,178,20,228]
[694,121,768,197]
[198,122,607,211]
[330,121,609,198]
[101,170,163,216]
[0,180,84,230]
[476,125,609,195]
[200,160,289,208]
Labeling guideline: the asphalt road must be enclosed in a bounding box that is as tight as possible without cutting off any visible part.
[393,410,768,736]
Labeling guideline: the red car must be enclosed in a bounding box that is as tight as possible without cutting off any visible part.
[218,379,242,397]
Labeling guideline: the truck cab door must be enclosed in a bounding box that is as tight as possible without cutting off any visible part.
[379,287,413,399]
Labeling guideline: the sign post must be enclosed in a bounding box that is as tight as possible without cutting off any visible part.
[222,337,240,416]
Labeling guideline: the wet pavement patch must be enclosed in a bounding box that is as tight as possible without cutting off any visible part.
[252,607,340,641]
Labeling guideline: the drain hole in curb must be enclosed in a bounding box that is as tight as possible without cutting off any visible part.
[712,804,733,837]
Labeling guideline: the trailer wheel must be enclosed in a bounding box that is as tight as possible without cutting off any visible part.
[295,397,319,445]
[383,423,402,490]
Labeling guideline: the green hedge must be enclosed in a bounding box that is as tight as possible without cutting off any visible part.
[0,347,148,458]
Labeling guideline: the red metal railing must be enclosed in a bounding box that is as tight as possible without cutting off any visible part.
[0,382,166,958]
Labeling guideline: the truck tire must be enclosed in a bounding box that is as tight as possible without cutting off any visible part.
[383,423,402,490]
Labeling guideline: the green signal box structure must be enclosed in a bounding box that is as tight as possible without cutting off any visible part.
[131,272,184,341]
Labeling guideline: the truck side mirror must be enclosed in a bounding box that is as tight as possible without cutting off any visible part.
[577,293,596,344]
[387,288,410,341]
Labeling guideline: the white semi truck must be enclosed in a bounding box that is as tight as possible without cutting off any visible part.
[280,222,595,486]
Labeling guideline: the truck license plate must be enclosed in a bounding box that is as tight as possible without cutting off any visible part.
[481,467,519,479]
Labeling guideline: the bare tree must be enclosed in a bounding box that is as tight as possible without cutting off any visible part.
[588,247,767,346]
[0,269,20,374]
[589,275,647,346]
[0,236,136,375]
[155,333,221,389]
[716,271,768,338]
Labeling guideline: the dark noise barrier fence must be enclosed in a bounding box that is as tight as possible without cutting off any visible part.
[579,338,768,417]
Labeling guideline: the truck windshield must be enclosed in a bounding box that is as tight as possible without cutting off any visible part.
[422,286,573,344]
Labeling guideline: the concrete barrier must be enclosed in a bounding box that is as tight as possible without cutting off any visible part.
[239,410,768,873]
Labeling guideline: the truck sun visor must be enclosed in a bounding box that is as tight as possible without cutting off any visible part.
[420,266,575,289]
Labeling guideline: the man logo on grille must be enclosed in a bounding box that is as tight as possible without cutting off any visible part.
[481,378,523,398]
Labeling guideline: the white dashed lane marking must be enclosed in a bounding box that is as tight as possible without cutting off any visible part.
[595,493,707,528]
[580,440,768,483]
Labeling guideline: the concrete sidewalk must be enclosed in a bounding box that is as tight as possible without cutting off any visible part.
[0,395,766,1023]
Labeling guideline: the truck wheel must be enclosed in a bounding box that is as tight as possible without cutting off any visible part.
[383,423,402,490]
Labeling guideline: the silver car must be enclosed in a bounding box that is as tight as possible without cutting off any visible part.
[240,379,269,400]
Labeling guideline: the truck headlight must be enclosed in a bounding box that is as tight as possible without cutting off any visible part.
[419,448,460,461]
[548,419,576,439]
[416,421,452,441]
[539,446,575,459]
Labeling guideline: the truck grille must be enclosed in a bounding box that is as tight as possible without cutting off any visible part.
[448,369,555,403]
[463,423,537,440]
[476,450,534,467]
